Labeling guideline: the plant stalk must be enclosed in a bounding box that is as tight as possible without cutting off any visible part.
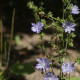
[0,20,3,63]
[7,8,15,66]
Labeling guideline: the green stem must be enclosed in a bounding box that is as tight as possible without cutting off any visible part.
[69,74,70,80]
[65,34,68,52]
[63,4,64,20]
[7,8,15,66]
[60,68,62,78]
[0,20,3,63]
[4,41,7,63]
[34,11,40,22]
[41,39,46,55]
[62,3,65,48]
[49,35,54,54]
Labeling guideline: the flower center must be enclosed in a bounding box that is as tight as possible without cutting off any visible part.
[49,77,52,80]
[42,62,45,67]
[67,26,70,29]
[36,26,39,31]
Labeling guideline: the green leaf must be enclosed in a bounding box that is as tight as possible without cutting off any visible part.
[51,42,55,46]
[71,33,76,38]
[44,24,49,29]
[59,33,63,38]
[47,11,53,18]
[52,22,59,27]
[76,57,80,64]
[40,2,44,6]
[0,62,2,72]
[69,42,73,47]
[27,1,34,9]
[40,32,45,39]
[41,19,46,25]
[68,15,74,22]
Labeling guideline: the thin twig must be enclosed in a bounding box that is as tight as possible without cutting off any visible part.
[38,12,57,21]
[5,41,7,63]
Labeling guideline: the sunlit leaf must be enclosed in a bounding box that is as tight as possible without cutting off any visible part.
[15,35,22,46]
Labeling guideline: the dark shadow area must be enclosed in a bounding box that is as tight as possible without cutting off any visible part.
[8,74,26,80]
[10,62,35,75]
[9,47,40,64]
[0,0,63,34]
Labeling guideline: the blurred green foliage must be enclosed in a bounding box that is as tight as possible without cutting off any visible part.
[15,35,22,46]
[66,77,80,80]
[10,62,35,75]
[0,75,3,80]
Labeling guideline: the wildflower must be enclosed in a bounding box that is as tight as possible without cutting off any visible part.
[35,57,52,72]
[71,4,80,14]
[62,21,76,34]
[31,21,44,33]
[44,72,58,80]
[61,61,75,74]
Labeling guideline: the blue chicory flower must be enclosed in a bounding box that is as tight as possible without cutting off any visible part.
[62,21,76,34]
[35,57,52,72]
[71,4,80,14]
[31,21,44,33]
[61,61,75,74]
[44,72,58,80]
